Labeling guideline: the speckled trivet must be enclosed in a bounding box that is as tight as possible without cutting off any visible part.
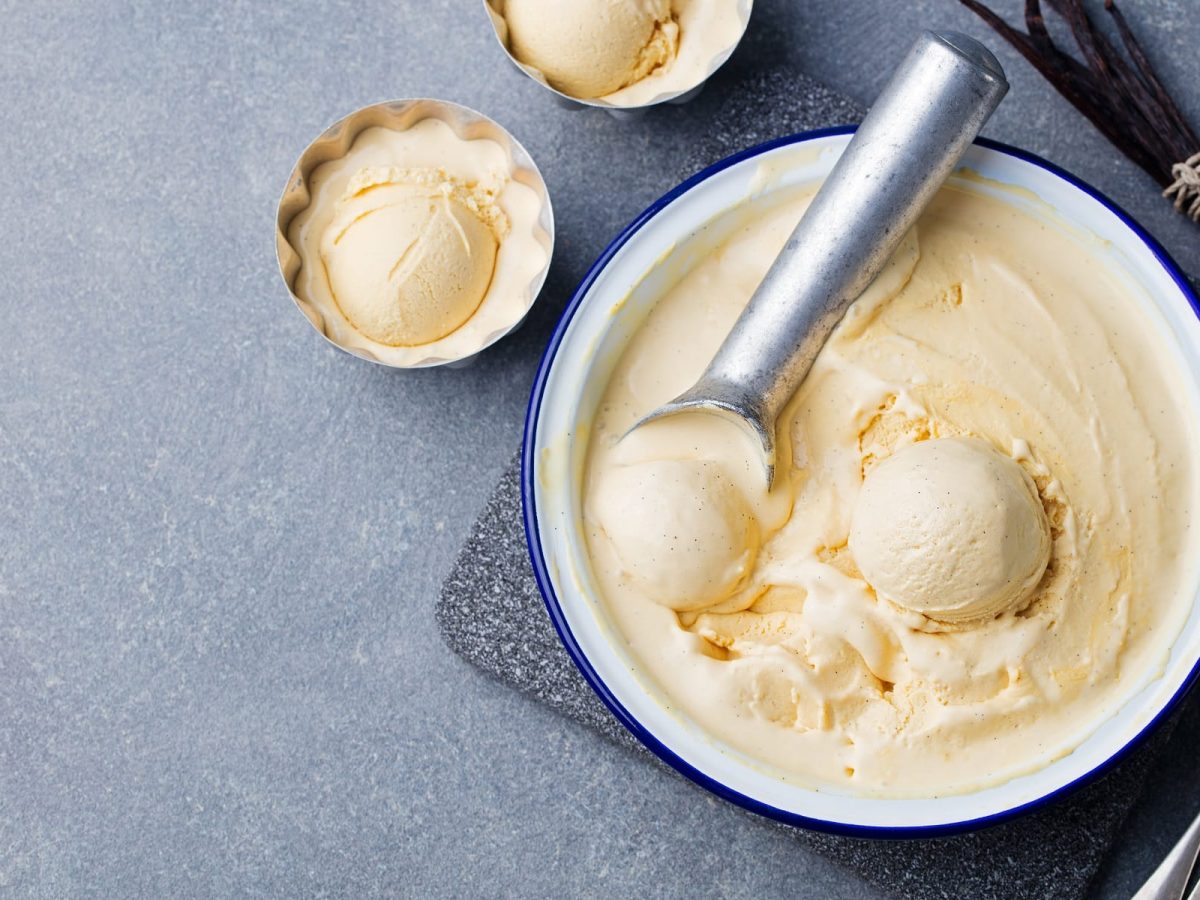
[437,67,1186,900]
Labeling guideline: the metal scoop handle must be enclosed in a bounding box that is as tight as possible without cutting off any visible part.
[641,31,1008,483]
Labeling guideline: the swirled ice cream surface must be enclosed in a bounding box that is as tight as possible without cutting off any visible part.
[583,183,1200,795]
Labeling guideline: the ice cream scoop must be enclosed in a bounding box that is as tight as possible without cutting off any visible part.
[502,0,679,100]
[592,458,759,611]
[319,166,505,347]
[849,438,1052,623]
[633,31,1008,485]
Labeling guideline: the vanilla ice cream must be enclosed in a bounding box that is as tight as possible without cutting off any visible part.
[289,117,549,365]
[320,167,504,346]
[849,437,1051,623]
[582,180,1200,795]
[498,0,746,106]
[504,0,678,99]
[592,457,759,611]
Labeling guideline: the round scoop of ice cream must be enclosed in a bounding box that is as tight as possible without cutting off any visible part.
[849,437,1051,623]
[592,458,758,612]
[319,167,504,347]
[503,0,679,100]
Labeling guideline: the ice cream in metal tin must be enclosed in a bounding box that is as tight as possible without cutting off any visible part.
[486,0,750,109]
[276,100,553,368]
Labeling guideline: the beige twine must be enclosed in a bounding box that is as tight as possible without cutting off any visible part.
[1163,152,1200,221]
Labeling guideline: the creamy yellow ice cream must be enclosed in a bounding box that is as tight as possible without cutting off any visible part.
[320,167,504,346]
[849,437,1051,623]
[582,181,1200,795]
[497,0,746,105]
[592,457,760,611]
[504,0,679,100]
[289,117,549,366]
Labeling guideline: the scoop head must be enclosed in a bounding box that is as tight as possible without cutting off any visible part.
[631,377,778,486]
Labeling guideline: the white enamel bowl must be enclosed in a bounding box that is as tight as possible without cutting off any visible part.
[522,127,1200,836]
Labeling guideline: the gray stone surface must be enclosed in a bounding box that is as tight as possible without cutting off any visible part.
[1,0,1197,897]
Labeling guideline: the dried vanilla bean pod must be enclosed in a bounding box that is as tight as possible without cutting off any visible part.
[956,0,1200,221]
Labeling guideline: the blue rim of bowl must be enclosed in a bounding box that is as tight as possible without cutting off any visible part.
[520,124,1200,839]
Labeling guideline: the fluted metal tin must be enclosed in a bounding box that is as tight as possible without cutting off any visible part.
[483,0,753,119]
[275,99,555,368]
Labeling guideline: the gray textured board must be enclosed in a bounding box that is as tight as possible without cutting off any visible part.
[436,63,1194,900]
[437,456,1178,900]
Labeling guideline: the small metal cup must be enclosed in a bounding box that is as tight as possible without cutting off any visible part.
[275,99,555,368]
[483,0,753,119]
